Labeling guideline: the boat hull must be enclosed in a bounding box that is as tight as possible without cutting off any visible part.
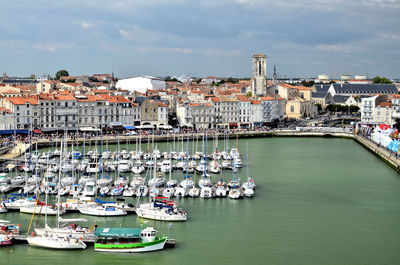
[27,236,87,249]
[95,237,166,253]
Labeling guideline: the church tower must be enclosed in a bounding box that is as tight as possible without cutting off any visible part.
[251,54,267,97]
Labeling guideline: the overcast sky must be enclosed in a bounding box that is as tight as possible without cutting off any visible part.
[1,0,399,78]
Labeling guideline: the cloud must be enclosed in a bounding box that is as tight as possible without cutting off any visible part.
[81,21,94,29]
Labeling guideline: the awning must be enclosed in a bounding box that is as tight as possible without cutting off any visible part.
[180,124,193,127]
[0,130,30,135]
[33,129,42,133]
[135,125,155,129]
[158,125,172,130]
[216,123,229,127]
[79,127,101,132]
[123,125,136,130]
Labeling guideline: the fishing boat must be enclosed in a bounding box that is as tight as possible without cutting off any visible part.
[94,226,166,253]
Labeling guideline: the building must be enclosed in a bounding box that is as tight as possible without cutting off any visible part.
[260,96,286,122]
[0,107,14,130]
[250,100,263,127]
[236,95,251,128]
[5,97,39,129]
[374,102,393,125]
[251,54,267,97]
[54,94,78,130]
[116,76,166,94]
[328,84,397,96]
[189,103,215,129]
[218,95,239,128]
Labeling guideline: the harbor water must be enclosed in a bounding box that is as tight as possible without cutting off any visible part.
[2,137,400,265]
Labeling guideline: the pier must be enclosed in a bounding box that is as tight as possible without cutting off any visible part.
[12,234,176,248]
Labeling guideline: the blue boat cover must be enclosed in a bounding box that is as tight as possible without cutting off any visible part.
[95,198,115,204]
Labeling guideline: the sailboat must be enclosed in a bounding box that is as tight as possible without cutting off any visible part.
[27,139,87,250]
[200,135,214,198]
[242,143,255,198]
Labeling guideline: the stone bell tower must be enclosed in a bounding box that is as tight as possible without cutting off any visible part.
[251,54,267,97]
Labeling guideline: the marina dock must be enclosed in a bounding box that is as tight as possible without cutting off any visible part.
[12,234,176,248]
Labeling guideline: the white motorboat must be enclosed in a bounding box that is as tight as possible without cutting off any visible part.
[78,175,95,186]
[122,186,135,197]
[200,186,214,198]
[174,187,188,197]
[130,175,145,187]
[188,187,200,198]
[99,186,111,196]
[162,187,175,198]
[114,176,129,187]
[82,181,96,197]
[118,160,132,172]
[110,186,124,196]
[61,175,76,186]
[0,183,12,193]
[228,187,243,199]
[135,200,187,222]
[59,186,71,196]
[86,163,100,174]
[69,184,83,197]
[243,187,254,198]
[232,157,243,168]
[148,176,165,188]
[10,175,25,186]
[180,176,194,189]
[160,160,172,173]
[78,203,127,216]
[131,164,145,174]
[97,175,113,187]
[198,175,212,188]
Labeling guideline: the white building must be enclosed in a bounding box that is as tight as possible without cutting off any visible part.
[361,96,378,124]
[116,76,166,94]
[250,100,263,127]
[236,95,251,128]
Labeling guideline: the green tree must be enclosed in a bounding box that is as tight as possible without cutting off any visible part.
[56,69,69,80]
[246,91,252,97]
[301,80,315,87]
[373,76,392,84]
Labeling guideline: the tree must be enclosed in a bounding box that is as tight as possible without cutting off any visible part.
[246,91,252,97]
[301,80,315,87]
[56,69,69,80]
[373,76,392,84]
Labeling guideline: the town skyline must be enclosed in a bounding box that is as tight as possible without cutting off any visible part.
[1,0,399,78]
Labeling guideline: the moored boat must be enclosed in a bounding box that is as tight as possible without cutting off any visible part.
[94,226,166,253]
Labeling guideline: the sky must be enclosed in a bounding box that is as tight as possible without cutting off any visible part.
[0,0,399,79]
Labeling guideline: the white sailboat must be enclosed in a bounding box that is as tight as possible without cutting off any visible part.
[27,138,87,250]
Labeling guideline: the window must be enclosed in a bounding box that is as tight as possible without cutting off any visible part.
[290,106,295,112]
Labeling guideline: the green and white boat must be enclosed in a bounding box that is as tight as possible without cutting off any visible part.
[94,227,167,253]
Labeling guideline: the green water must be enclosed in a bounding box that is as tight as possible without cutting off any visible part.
[2,137,400,265]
